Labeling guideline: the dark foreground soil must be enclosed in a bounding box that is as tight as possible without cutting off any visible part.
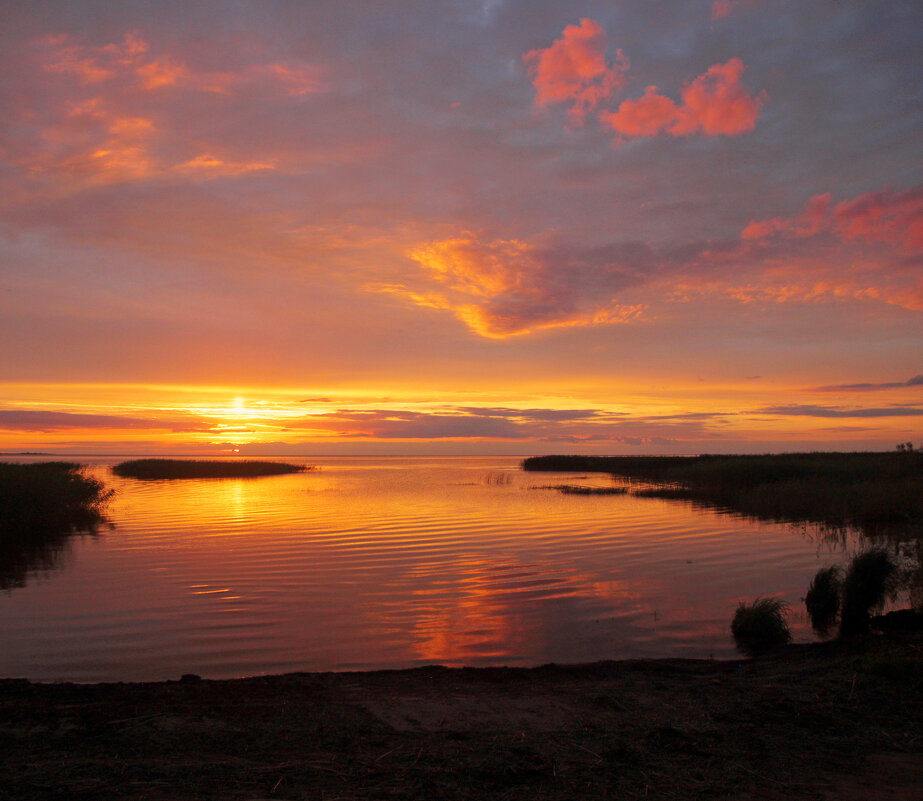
[2,634,921,801]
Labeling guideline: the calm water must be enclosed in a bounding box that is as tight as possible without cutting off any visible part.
[0,456,854,682]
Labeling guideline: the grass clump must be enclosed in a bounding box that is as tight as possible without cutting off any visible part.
[112,459,309,480]
[731,597,792,656]
[804,566,842,635]
[840,549,899,636]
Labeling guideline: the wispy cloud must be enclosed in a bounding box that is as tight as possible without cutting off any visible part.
[743,187,923,252]
[759,404,923,418]
[812,375,923,392]
[0,409,210,432]
[285,405,728,444]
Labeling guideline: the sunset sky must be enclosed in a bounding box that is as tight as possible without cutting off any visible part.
[1,0,921,455]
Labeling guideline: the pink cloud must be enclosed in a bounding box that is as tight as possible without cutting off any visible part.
[743,187,923,252]
[598,86,680,138]
[523,18,629,124]
[711,1,744,20]
[601,58,765,139]
[741,194,832,240]
[834,187,923,251]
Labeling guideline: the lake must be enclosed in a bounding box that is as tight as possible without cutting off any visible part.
[0,456,857,682]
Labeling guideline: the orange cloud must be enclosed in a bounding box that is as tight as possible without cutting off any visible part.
[741,193,831,240]
[743,187,923,252]
[523,18,629,123]
[174,154,276,177]
[40,31,149,85]
[16,32,328,188]
[379,235,645,338]
[34,31,324,97]
[136,58,189,89]
[602,58,765,139]
[26,98,157,183]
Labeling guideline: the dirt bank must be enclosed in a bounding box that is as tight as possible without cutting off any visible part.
[2,634,921,800]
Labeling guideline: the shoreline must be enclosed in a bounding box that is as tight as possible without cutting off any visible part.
[3,633,920,800]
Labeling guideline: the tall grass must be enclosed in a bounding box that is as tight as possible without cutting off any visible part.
[731,597,792,656]
[839,549,899,636]
[0,462,112,589]
[804,566,842,634]
[113,459,310,479]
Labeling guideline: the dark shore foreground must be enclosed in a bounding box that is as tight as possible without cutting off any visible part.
[2,635,921,800]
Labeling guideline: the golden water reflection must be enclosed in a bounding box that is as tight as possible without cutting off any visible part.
[0,457,858,681]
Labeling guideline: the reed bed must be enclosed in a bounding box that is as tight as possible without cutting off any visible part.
[0,462,112,589]
[537,485,628,495]
[0,462,111,535]
[112,459,310,479]
[522,452,923,535]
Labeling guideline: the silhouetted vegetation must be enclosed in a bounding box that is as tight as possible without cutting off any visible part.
[112,459,310,479]
[538,485,629,495]
[804,566,842,635]
[522,452,923,536]
[839,549,899,636]
[0,462,112,589]
[731,597,792,656]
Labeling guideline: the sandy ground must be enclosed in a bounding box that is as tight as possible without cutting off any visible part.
[1,633,921,800]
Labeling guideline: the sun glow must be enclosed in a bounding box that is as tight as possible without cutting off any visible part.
[1,378,919,456]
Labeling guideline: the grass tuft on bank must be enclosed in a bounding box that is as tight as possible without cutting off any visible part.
[112,459,310,480]
[731,597,792,656]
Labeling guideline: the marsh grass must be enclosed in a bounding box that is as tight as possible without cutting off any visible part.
[112,459,310,480]
[839,549,899,636]
[804,566,842,635]
[0,462,113,589]
[522,452,923,536]
[731,597,792,656]
[538,485,629,495]
[0,462,112,534]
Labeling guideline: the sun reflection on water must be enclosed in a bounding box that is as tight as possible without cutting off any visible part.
[0,457,858,681]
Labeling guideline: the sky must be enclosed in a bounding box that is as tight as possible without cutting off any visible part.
[1,0,921,456]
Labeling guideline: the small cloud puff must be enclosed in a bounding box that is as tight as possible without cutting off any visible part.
[525,21,766,140]
[601,59,765,139]
[523,18,629,124]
